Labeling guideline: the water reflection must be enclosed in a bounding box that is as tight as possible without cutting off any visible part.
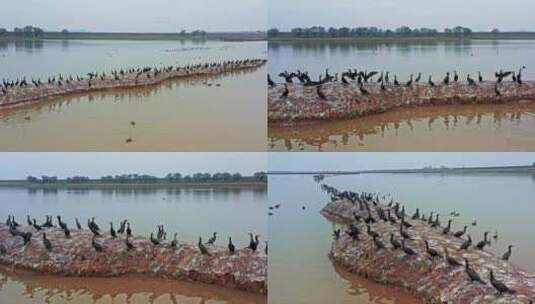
[0,269,265,304]
[268,40,535,81]
[269,103,535,151]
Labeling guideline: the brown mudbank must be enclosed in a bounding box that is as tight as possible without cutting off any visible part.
[0,224,267,294]
[268,81,535,123]
[0,59,266,110]
[321,199,535,303]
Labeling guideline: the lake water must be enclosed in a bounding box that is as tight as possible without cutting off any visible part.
[0,185,267,304]
[268,173,535,304]
[268,40,535,151]
[0,39,266,151]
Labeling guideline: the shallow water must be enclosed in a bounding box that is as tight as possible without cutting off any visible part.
[0,39,266,151]
[268,40,535,151]
[0,185,267,303]
[268,173,535,304]
[269,103,535,151]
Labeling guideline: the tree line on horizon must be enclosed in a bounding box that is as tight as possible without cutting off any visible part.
[0,26,209,38]
[268,26,503,38]
[25,172,267,184]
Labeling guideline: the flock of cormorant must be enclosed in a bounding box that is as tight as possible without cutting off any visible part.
[0,59,265,98]
[268,66,526,100]
[2,214,266,256]
[322,184,518,296]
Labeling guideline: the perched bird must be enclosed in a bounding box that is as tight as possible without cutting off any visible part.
[444,247,462,267]
[228,237,235,254]
[198,237,209,255]
[464,258,485,284]
[110,222,116,238]
[43,233,52,251]
[126,235,135,251]
[459,235,472,251]
[489,270,516,294]
[425,240,442,258]
[170,233,178,248]
[502,245,513,261]
[92,236,104,252]
[206,232,217,245]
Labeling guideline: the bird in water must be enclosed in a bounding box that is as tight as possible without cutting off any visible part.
[425,240,442,258]
[92,236,104,252]
[198,237,209,255]
[444,247,462,267]
[228,237,235,254]
[464,258,485,284]
[476,232,490,250]
[459,234,472,251]
[43,233,52,251]
[453,71,459,82]
[502,245,513,261]
[126,222,132,237]
[453,226,467,238]
[489,269,516,295]
[265,242,268,255]
[206,232,217,245]
[478,72,483,83]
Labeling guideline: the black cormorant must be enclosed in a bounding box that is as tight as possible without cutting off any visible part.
[502,245,513,261]
[464,258,485,284]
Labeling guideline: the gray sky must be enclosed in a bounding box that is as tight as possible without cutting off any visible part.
[269,0,535,31]
[0,153,266,179]
[269,153,535,172]
[0,0,266,32]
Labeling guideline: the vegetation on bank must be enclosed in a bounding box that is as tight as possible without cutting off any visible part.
[0,26,266,41]
[10,172,268,186]
[268,26,535,41]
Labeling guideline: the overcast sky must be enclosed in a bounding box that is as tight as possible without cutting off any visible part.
[269,153,535,172]
[0,153,266,179]
[269,0,535,31]
[0,0,266,32]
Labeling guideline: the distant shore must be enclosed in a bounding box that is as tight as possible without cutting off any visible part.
[269,164,535,175]
[0,31,266,42]
[268,32,535,42]
[0,179,267,190]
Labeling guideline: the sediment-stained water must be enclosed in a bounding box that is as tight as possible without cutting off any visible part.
[269,103,535,151]
[0,39,266,151]
[0,185,267,303]
[268,173,535,304]
[268,40,535,151]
